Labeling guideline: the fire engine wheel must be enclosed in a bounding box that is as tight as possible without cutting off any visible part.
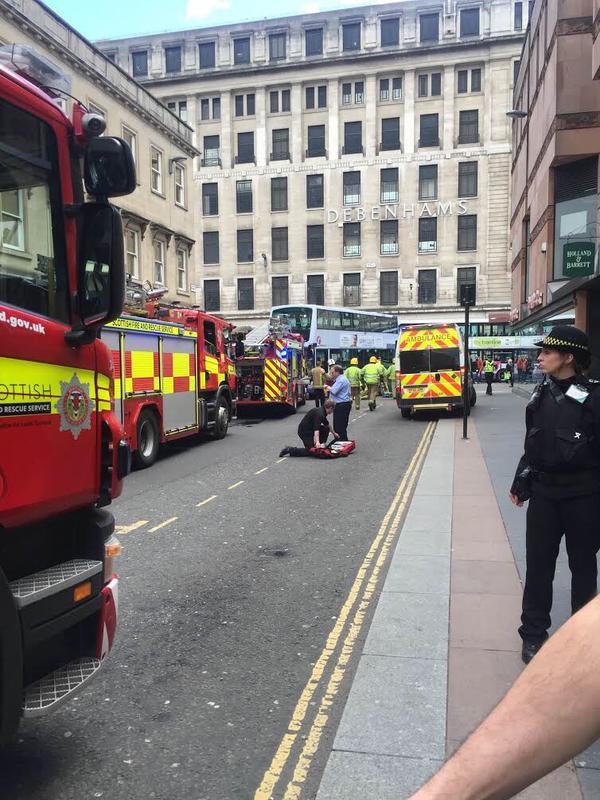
[212,397,230,440]
[133,411,160,469]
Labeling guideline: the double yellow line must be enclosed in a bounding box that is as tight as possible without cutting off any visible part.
[254,420,437,800]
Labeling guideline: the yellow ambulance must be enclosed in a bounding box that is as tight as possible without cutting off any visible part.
[395,323,476,418]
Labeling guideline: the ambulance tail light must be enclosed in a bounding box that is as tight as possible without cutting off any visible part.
[104,535,122,583]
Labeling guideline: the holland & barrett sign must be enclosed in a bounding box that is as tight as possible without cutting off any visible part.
[563,241,595,278]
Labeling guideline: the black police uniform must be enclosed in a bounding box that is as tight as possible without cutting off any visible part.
[282,407,330,457]
[512,373,600,645]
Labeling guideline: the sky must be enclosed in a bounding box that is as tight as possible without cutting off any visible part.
[45,0,396,40]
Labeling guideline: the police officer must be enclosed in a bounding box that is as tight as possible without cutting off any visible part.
[510,325,600,664]
[484,356,495,395]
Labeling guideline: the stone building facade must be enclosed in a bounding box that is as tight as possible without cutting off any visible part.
[99,0,526,326]
[0,0,199,306]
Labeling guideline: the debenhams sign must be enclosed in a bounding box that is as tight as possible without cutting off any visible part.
[327,200,470,223]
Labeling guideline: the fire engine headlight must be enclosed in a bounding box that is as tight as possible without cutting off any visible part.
[104,534,122,583]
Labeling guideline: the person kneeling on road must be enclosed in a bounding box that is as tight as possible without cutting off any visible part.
[279,399,338,457]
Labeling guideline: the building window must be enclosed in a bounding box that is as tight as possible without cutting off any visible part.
[458,161,478,197]
[132,50,148,77]
[513,60,521,84]
[420,13,439,43]
[342,82,352,105]
[307,225,324,259]
[460,7,480,37]
[236,180,253,213]
[306,87,315,109]
[514,1,523,31]
[151,146,163,193]
[343,222,361,257]
[125,228,139,279]
[418,217,437,253]
[271,177,288,211]
[199,41,216,69]
[272,227,289,261]
[307,125,326,157]
[380,167,399,202]
[271,128,290,161]
[203,231,219,264]
[202,135,220,167]
[431,72,442,96]
[305,27,323,56]
[204,279,220,311]
[381,117,400,151]
[380,271,398,305]
[380,220,399,255]
[153,239,165,285]
[167,100,187,121]
[458,110,479,144]
[471,68,481,92]
[553,156,599,279]
[247,94,255,114]
[122,126,137,166]
[212,98,221,118]
[355,81,364,104]
[380,79,389,101]
[307,174,324,208]
[269,32,286,61]
[201,98,210,120]
[270,91,279,113]
[457,70,468,94]
[202,183,218,216]
[317,85,327,107]
[174,164,185,207]
[165,46,181,73]
[457,267,476,304]
[343,171,361,205]
[177,248,188,291]
[235,95,244,117]
[381,17,400,47]
[236,132,255,164]
[418,269,437,303]
[419,164,438,200]
[392,76,402,100]
[419,114,439,147]
[272,276,289,306]
[282,90,291,111]
[234,37,251,64]
[458,214,478,250]
[307,274,325,305]
[237,277,254,310]
[343,273,361,306]
[418,74,428,98]
[237,229,254,263]
[344,121,362,155]
[343,22,361,52]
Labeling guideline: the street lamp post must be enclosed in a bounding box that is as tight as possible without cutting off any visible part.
[460,283,476,440]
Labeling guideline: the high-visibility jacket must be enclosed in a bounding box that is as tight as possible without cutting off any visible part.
[386,363,395,380]
[345,365,362,386]
[377,362,386,377]
[361,363,381,384]
[484,360,495,374]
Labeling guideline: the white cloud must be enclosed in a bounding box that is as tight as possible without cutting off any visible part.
[186,0,231,20]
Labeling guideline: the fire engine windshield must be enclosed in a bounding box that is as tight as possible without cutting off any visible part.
[0,97,67,322]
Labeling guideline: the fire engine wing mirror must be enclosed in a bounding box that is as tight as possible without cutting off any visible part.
[84,136,136,198]
[75,203,125,333]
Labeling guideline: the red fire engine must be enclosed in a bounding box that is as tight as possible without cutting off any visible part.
[102,304,236,468]
[236,328,307,413]
[0,46,135,740]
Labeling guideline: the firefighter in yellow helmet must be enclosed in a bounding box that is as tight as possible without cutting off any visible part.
[345,357,362,411]
[362,356,381,411]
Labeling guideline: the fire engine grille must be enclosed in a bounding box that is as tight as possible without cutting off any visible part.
[9,559,102,608]
[23,657,102,716]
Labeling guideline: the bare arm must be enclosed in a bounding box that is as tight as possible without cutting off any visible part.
[408,595,600,800]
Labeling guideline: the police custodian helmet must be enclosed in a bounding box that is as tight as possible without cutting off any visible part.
[534,325,591,367]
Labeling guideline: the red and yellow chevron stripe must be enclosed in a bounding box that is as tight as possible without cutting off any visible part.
[400,327,460,351]
[264,357,288,403]
[401,370,462,400]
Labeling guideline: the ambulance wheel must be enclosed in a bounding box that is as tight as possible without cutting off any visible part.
[401,408,411,419]
[133,410,160,469]
[212,396,230,439]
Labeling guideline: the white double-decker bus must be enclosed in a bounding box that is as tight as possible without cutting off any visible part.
[270,304,398,367]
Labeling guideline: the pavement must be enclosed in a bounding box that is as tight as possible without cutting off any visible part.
[315,384,600,800]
